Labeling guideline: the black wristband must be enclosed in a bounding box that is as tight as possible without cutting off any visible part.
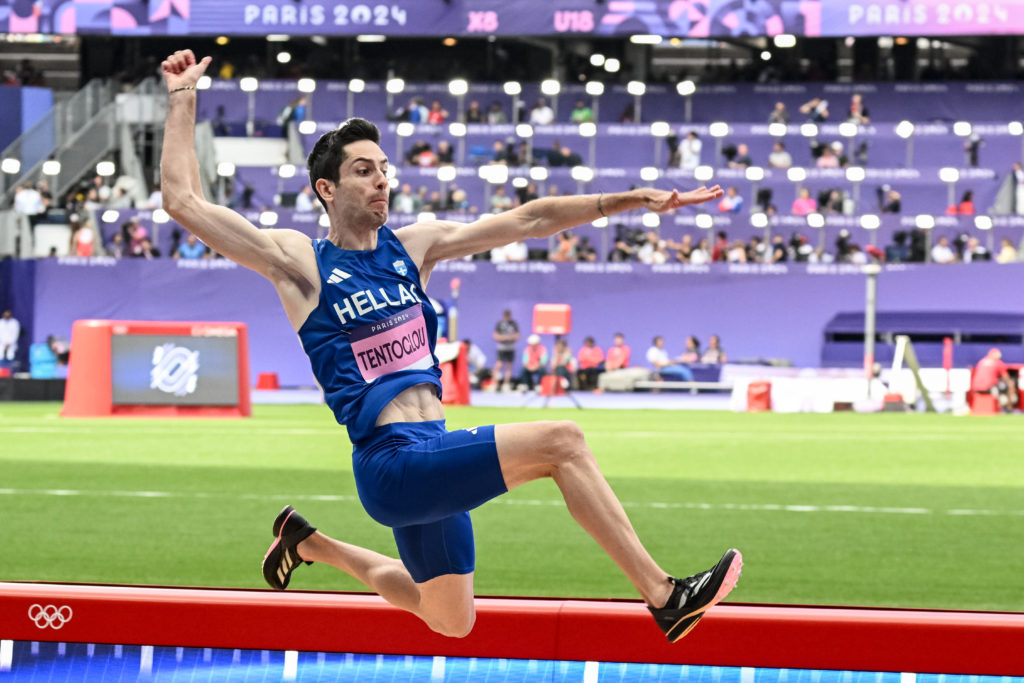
[597,193,607,217]
[169,85,196,94]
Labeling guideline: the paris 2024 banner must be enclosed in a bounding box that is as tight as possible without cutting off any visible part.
[0,0,1022,37]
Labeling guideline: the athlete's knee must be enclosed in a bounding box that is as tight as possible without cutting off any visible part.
[545,420,589,464]
[427,608,476,638]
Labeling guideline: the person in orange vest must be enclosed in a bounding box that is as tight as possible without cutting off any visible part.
[971,348,1018,413]
[576,336,605,390]
[517,334,548,392]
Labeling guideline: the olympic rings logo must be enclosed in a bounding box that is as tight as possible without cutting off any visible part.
[27,604,73,630]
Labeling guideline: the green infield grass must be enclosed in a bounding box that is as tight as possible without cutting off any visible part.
[1,403,1022,612]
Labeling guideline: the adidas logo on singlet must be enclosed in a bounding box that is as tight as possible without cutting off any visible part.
[327,268,351,284]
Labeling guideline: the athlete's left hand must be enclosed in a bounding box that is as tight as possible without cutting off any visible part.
[643,185,724,213]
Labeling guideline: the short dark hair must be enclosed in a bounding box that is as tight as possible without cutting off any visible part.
[307,117,381,211]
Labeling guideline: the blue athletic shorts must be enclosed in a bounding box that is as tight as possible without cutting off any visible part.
[351,420,507,583]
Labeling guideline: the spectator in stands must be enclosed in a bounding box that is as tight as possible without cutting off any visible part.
[436,140,454,165]
[427,101,449,124]
[747,235,766,262]
[605,333,631,370]
[515,182,539,206]
[293,185,315,212]
[550,338,576,388]
[701,334,727,364]
[490,240,527,262]
[638,231,669,264]
[965,134,983,168]
[885,231,910,262]
[768,101,790,124]
[608,235,634,262]
[680,336,701,363]
[487,100,508,124]
[709,231,728,262]
[576,336,605,390]
[106,231,126,258]
[728,143,752,169]
[971,348,1017,413]
[792,234,814,262]
[816,145,840,168]
[392,184,418,214]
[821,189,844,214]
[146,183,163,210]
[130,237,162,259]
[679,131,702,170]
[691,238,712,264]
[529,97,555,126]
[491,310,520,391]
[931,236,956,264]
[212,105,231,136]
[175,233,207,259]
[0,309,21,365]
[569,100,595,124]
[996,238,1017,264]
[769,234,789,262]
[550,231,578,261]
[517,334,548,392]
[726,239,747,263]
[462,339,490,389]
[672,234,694,262]
[799,97,829,122]
[70,219,96,257]
[791,187,817,216]
[489,140,511,165]
[646,336,694,382]
[277,96,308,135]
[717,187,743,214]
[14,183,45,233]
[846,94,870,124]
[879,188,902,214]
[108,186,133,209]
[577,235,597,262]
[489,186,514,213]
[465,100,484,123]
[949,190,975,215]
[962,236,989,263]
[768,141,792,169]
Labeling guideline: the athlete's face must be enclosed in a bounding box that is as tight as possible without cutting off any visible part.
[323,139,390,228]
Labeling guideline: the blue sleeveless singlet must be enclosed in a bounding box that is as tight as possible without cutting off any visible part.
[297,226,442,443]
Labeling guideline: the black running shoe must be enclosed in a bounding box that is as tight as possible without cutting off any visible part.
[649,548,742,642]
[262,505,317,590]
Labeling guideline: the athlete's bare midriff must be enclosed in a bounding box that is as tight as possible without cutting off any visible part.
[375,383,445,426]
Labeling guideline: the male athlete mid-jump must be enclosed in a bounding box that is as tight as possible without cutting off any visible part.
[160,50,741,642]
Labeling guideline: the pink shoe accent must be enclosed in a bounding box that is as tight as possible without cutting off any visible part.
[710,551,743,606]
[262,509,297,561]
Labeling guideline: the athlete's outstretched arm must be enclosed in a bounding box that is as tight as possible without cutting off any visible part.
[400,186,722,269]
[160,50,312,291]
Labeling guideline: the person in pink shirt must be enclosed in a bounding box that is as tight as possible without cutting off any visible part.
[971,348,1017,412]
[791,187,817,216]
[576,336,605,390]
[605,332,631,370]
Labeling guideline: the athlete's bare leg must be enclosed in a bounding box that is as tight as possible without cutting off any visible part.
[297,533,476,637]
[495,420,674,608]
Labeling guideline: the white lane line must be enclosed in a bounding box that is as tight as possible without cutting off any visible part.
[1,487,1022,517]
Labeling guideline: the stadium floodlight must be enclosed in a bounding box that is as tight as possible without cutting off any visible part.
[650,121,671,137]
[356,34,386,42]
[196,75,212,90]
[768,122,787,138]
[953,121,972,137]
[385,78,405,94]
[1008,121,1024,136]
[511,177,528,189]
[388,177,400,189]
[676,80,696,97]
[860,214,880,230]
[806,212,825,229]
[585,81,605,97]
[846,166,866,183]
[751,212,768,228]
[276,51,292,65]
[95,161,115,177]
[278,163,296,178]
[100,209,119,223]
[787,167,807,183]
[297,120,317,135]
[259,210,279,226]
[760,51,772,62]
[939,167,960,183]
[629,34,662,45]
[695,213,714,229]
[297,78,316,93]
[266,34,290,42]
[915,214,935,230]
[627,81,646,97]
[348,78,366,93]
[694,165,714,182]
[515,123,534,138]
[386,166,398,180]
[745,166,765,182]
[503,81,521,96]
[975,215,994,230]
[396,122,415,137]
[239,77,259,92]
[540,79,561,96]
[773,34,797,48]
[417,212,437,222]
[578,122,597,137]
[641,212,661,228]
[640,166,659,182]
[481,165,509,184]
[604,58,621,73]
[896,120,915,138]
[800,123,819,137]
[570,166,595,183]
[319,213,330,228]
[592,216,609,228]
[448,79,468,96]
[529,166,549,181]
[436,166,457,183]
[152,209,170,224]
[590,54,606,67]
[839,122,859,137]
[216,161,235,177]
[42,160,61,176]
[709,122,730,138]
[448,122,467,137]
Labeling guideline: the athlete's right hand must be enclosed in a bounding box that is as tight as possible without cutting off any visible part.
[162,49,212,93]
